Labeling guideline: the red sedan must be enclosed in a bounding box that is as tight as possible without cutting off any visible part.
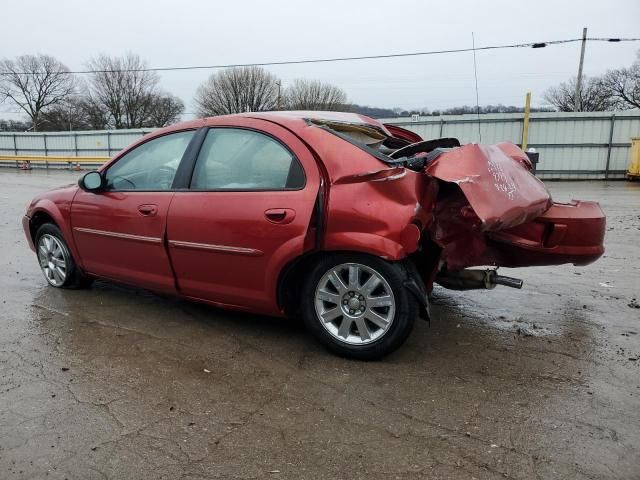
[23,112,605,359]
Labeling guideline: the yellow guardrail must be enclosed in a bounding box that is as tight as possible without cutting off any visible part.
[0,155,110,164]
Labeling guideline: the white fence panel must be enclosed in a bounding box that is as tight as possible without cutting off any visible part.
[2,113,639,178]
[0,129,155,159]
[381,111,640,179]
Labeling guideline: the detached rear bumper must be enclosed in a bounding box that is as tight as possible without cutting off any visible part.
[486,201,605,267]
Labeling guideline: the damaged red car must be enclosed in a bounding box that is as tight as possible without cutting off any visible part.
[23,112,605,359]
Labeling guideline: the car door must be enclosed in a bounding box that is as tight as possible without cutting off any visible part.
[166,119,320,314]
[70,129,196,293]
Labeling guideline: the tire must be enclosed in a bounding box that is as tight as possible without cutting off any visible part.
[301,253,418,360]
[35,223,93,289]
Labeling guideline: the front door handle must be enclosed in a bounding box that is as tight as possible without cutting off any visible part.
[138,204,158,216]
[264,208,296,224]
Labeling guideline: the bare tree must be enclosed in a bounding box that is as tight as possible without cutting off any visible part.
[543,76,614,112]
[142,93,184,127]
[40,92,182,131]
[0,54,76,131]
[86,53,160,128]
[601,52,640,110]
[40,97,90,131]
[284,79,348,111]
[194,66,278,116]
[79,96,112,130]
[38,94,112,131]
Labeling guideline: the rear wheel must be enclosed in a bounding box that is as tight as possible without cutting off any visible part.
[301,253,418,360]
[35,223,92,289]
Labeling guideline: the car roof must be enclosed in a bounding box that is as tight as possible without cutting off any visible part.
[237,110,381,126]
[150,111,387,140]
[202,110,384,134]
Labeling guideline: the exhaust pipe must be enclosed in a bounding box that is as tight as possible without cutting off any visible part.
[493,274,523,289]
[435,269,523,291]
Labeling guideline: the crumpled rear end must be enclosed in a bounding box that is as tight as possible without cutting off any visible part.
[300,115,605,278]
[424,142,605,270]
[425,142,552,231]
[486,200,606,267]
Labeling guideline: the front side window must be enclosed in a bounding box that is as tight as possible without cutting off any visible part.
[191,128,305,190]
[105,130,195,191]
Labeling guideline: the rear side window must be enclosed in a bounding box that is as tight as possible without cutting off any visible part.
[191,128,305,190]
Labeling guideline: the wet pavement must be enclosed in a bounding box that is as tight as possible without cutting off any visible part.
[1,169,639,480]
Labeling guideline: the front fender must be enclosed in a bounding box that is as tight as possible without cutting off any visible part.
[27,197,84,270]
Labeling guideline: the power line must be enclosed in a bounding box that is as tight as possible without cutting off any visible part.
[1,37,638,76]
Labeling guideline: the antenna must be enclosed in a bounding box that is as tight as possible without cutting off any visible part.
[472,32,482,143]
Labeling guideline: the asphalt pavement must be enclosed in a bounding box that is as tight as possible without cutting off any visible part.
[1,169,639,479]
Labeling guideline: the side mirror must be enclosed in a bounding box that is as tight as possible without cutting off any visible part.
[79,171,104,192]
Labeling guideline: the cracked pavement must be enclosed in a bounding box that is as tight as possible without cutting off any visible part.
[1,169,639,479]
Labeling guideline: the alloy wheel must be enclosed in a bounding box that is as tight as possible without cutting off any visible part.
[314,263,396,345]
[37,234,68,287]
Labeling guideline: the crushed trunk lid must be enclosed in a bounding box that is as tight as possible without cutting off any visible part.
[424,142,552,231]
[423,142,604,270]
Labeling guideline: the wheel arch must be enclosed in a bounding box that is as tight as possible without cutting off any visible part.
[277,250,330,317]
[29,209,58,243]
[323,232,410,261]
[28,200,84,270]
[276,248,429,318]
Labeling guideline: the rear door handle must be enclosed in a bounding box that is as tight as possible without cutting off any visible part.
[138,204,158,216]
[264,208,296,224]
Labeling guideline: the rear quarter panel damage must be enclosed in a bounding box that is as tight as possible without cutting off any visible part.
[300,125,435,260]
[324,170,435,259]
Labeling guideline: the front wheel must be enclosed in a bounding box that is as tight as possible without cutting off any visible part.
[301,253,418,360]
[35,223,92,289]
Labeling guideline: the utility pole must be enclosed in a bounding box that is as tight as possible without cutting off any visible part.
[574,27,587,112]
[522,92,532,151]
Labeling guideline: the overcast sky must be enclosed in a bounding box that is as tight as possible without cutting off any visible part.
[2,0,639,120]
